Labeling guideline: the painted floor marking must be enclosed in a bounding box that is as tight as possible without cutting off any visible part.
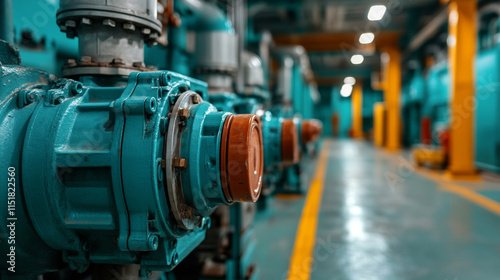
[286,141,330,280]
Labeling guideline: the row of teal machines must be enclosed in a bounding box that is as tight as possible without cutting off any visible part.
[400,6,500,173]
[0,0,322,279]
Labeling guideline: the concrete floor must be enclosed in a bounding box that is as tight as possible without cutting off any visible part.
[253,139,500,280]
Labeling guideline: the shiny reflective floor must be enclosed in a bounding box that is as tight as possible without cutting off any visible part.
[254,139,500,280]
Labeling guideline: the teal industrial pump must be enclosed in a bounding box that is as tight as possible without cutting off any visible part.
[0,0,263,279]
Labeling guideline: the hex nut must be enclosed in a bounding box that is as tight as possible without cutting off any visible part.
[65,20,76,28]
[80,56,92,63]
[133,61,145,68]
[191,95,201,104]
[102,19,116,27]
[172,157,187,169]
[123,23,135,31]
[111,58,124,65]
[66,59,77,67]
[81,18,92,25]
[178,108,190,120]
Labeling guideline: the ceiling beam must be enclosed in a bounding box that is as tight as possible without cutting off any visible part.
[313,67,373,78]
[315,77,344,86]
[273,31,400,52]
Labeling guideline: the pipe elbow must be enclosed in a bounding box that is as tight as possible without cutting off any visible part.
[177,0,234,32]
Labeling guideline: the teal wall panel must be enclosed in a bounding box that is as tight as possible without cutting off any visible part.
[475,46,500,173]
[331,86,352,138]
[424,61,450,135]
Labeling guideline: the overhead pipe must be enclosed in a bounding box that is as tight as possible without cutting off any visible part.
[404,7,448,58]
[273,45,314,83]
[479,3,500,16]
[234,0,247,94]
[477,3,500,50]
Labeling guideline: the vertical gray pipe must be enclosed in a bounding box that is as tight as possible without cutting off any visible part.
[277,56,294,105]
[0,0,14,44]
[234,0,246,94]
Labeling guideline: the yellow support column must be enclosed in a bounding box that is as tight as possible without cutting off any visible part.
[352,83,364,139]
[381,46,402,151]
[373,102,386,147]
[446,0,479,179]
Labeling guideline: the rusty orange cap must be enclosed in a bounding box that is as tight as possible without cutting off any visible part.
[220,114,263,203]
[301,119,323,144]
[281,119,299,165]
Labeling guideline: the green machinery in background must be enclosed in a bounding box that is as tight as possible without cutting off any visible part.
[402,68,425,147]
[270,46,322,194]
[144,1,322,279]
[320,80,382,140]
[400,3,500,173]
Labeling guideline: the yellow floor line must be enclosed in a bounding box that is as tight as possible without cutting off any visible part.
[413,161,500,216]
[441,183,500,216]
[286,141,330,280]
[414,166,447,182]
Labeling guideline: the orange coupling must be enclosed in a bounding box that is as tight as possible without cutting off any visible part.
[220,114,264,203]
[301,119,323,145]
[281,119,300,165]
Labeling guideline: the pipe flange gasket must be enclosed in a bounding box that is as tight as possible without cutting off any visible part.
[61,60,156,78]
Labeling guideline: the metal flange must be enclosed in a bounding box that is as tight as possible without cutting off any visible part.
[164,91,203,231]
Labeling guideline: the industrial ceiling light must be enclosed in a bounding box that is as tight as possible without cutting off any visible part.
[344,77,356,85]
[359,32,375,44]
[340,84,353,97]
[350,54,364,65]
[368,5,387,21]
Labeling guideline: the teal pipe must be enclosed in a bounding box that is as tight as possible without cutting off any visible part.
[0,0,13,43]
[176,0,234,32]
[168,0,234,74]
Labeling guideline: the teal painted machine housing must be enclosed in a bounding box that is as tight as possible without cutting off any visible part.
[402,69,425,146]
[291,64,314,119]
[261,111,283,169]
[0,62,66,276]
[267,106,303,193]
[179,103,231,215]
[475,44,500,173]
[0,64,237,276]
[400,60,449,146]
